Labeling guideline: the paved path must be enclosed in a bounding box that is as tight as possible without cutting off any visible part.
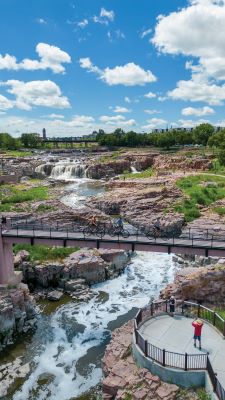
[140,315,225,387]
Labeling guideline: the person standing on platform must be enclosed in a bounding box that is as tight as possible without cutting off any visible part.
[192,319,204,350]
[169,296,176,316]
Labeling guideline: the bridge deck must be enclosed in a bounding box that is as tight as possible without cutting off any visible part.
[140,314,225,388]
[2,228,225,256]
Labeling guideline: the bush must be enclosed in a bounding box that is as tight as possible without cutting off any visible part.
[14,244,79,262]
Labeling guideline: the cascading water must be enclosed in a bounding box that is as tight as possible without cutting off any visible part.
[50,163,87,180]
[35,161,87,180]
[12,252,176,400]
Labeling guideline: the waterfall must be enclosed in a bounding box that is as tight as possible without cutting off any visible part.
[35,161,87,180]
[50,162,87,180]
[131,166,138,173]
[35,163,54,177]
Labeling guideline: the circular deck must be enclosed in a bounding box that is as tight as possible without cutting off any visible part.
[139,314,225,387]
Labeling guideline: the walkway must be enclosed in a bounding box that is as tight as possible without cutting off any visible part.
[2,227,225,257]
[139,314,225,388]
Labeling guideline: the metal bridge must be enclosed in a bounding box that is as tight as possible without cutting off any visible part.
[1,220,225,284]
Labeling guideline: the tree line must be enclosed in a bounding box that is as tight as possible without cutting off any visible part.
[1,124,225,164]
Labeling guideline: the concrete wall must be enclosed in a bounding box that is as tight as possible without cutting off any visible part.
[0,174,19,184]
[132,338,206,389]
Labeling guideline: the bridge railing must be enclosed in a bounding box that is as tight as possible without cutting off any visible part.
[134,300,225,399]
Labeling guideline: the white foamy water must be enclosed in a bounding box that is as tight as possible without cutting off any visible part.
[13,252,176,400]
[35,160,87,181]
[61,179,105,210]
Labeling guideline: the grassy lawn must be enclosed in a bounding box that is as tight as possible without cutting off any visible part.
[0,184,49,212]
[121,167,154,179]
[14,244,79,262]
[2,150,33,157]
[174,174,225,222]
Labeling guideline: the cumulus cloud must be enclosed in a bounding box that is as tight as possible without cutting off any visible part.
[144,91,157,99]
[152,0,225,104]
[142,117,167,130]
[79,58,157,86]
[124,96,131,103]
[181,106,215,117]
[0,94,13,110]
[144,109,162,115]
[77,19,88,28]
[47,113,65,119]
[2,80,70,110]
[168,78,225,105]
[113,106,131,113]
[0,43,71,74]
[99,114,136,126]
[93,8,115,25]
[179,118,210,128]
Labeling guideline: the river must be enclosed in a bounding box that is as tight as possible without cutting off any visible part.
[1,164,178,400]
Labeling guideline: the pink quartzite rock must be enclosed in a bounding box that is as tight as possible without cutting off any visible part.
[102,320,179,400]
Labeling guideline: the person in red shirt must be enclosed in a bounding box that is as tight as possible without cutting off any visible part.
[192,319,203,350]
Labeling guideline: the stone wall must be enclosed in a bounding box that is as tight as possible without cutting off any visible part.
[0,283,37,351]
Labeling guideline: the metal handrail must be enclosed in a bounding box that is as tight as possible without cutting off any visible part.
[134,300,225,399]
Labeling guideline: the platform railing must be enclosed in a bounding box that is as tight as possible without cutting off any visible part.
[134,300,225,400]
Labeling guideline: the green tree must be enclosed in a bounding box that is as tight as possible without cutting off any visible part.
[0,133,19,150]
[20,133,41,148]
[193,123,214,145]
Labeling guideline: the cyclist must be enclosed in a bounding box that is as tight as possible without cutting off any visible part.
[115,216,123,230]
[90,216,97,227]
[153,217,161,235]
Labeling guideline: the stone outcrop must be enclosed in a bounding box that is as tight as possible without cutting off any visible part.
[0,283,37,351]
[86,160,131,179]
[102,321,179,400]
[16,249,131,291]
[0,357,30,398]
[89,182,184,236]
[153,155,212,171]
[160,263,225,304]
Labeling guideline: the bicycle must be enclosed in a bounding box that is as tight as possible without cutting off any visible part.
[107,224,130,238]
[83,223,105,238]
[145,226,161,240]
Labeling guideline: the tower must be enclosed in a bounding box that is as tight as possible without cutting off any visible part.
[42,128,47,140]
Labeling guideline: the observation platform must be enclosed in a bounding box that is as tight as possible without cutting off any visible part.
[139,314,225,388]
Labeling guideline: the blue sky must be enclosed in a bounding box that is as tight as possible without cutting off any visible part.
[0,0,225,137]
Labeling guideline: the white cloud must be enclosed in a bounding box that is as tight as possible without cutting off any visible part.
[168,78,225,105]
[36,18,47,25]
[47,113,65,119]
[107,29,125,42]
[77,19,88,28]
[124,96,131,103]
[181,106,215,117]
[113,106,131,113]
[93,8,115,25]
[0,94,13,110]
[152,0,225,104]
[144,91,157,98]
[179,118,210,128]
[144,109,162,115]
[99,114,136,127]
[140,28,152,39]
[79,58,157,86]
[142,117,167,130]
[2,80,70,110]
[0,43,71,74]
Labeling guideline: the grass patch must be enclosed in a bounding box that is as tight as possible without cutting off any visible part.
[121,167,154,179]
[0,184,49,211]
[175,174,225,222]
[3,150,33,157]
[215,309,225,320]
[36,204,56,213]
[213,206,225,216]
[14,244,79,262]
